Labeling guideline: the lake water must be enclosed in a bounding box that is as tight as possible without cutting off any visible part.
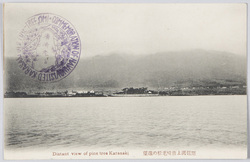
[4,96,247,152]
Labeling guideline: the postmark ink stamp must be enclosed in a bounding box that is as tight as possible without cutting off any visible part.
[16,13,81,82]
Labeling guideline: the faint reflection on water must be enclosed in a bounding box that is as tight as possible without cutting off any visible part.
[5,96,247,150]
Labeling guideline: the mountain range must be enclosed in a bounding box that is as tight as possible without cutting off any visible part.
[4,49,247,92]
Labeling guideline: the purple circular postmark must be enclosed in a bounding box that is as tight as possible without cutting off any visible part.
[16,13,81,82]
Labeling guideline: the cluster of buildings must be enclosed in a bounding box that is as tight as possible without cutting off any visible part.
[164,85,246,91]
[4,90,104,98]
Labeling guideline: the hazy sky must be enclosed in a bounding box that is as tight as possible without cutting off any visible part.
[4,3,247,58]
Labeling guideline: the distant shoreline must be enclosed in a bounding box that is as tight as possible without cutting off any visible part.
[4,86,246,98]
[4,93,247,98]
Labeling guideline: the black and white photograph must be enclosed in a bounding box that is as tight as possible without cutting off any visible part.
[2,3,248,159]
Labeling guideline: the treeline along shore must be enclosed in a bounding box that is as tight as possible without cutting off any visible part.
[4,85,247,98]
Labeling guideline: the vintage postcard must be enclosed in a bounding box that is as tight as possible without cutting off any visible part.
[3,3,247,159]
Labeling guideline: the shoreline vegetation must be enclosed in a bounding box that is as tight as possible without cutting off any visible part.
[4,86,247,98]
